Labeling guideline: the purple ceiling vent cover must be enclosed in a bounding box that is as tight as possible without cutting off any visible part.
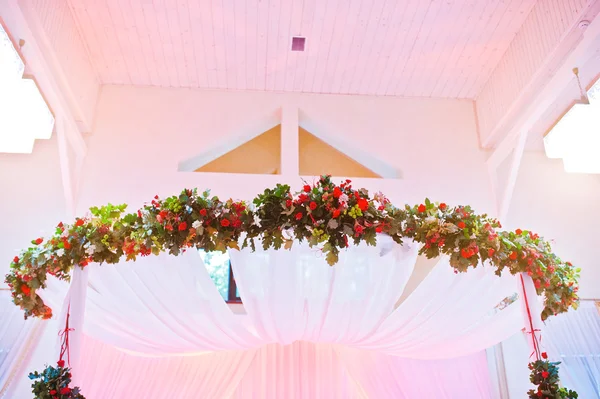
[291,37,305,51]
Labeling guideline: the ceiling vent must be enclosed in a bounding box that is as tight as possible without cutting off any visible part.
[291,37,305,51]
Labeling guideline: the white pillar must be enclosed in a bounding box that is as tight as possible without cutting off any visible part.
[280,104,299,179]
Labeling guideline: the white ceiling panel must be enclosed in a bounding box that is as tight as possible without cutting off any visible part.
[67,0,536,98]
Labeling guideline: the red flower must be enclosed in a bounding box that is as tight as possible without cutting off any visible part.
[304,185,311,193]
[57,222,64,228]
[233,219,242,228]
[298,194,309,203]
[439,203,447,211]
[509,251,518,260]
[199,209,207,217]
[541,371,549,379]
[21,285,30,295]
[165,224,173,231]
[537,392,542,397]
[63,240,71,250]
[295,212,303,220]
[137,210,142,219]
[75,218,85,227]
[488,248,495,257]
[178,222,187,231]
[57,360,65,368]
[354,225,364,235]
[286,199,292,208]
[34,238,43,245]
[333,187,342,198]
[60,387,71,395]
[530,232,539,240]
[515,228,522,235]
[309,201,317,210]
[221,219,230,227]
[541,352,548,359]
[49,390,57,395]
[357,198,369,211]
[332,209,340,218]
[457,221,466,229]
[12,256,19,264]
[375,226,383,233]
[460,248,474,258]
[417,204,426,213]
[159,210,168,219]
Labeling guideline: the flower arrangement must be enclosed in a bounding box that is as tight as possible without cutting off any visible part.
[5,176,579,321]
[29,360,85,399]
[527,353,578,398]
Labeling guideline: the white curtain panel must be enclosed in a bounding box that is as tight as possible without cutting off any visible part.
[231,237,522,358]
[74,335,492,399]
[231,341,365,399]
[76,335,257,399]
[40,237,522,360]
[41,250,262,355]
[229,236,419,345]
[354,257,523,358]
[544,301,600,397]
[338,346,493,398]
[24,235,526,398]
[0,291,41,398]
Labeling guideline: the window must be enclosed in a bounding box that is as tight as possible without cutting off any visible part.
[198,250,241,303]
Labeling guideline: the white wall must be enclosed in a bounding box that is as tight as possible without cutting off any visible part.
[507,152,600,299]
[80,85,493,214]
[0,137,67,277]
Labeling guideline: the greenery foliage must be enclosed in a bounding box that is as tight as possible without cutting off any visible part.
[29,361,85,399]
[528,354,578,398]
[6,176,579,321]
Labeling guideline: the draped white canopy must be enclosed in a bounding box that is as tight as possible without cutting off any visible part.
[37,237,525,398]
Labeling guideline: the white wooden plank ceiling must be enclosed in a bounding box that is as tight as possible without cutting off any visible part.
[68,0,536,98]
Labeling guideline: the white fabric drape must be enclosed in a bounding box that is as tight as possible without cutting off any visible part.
[41,250,261,355]
[354,257,523,358]
[0,291,41,398]
[231,341,364,399]
[229,236,419,345]
[29,237,528,398]
[74,335,493,399]
[338,346,493,398]
[40,237,522,359]
[230,237,522,357]
[544,301,600,397]
[76,335,257,399]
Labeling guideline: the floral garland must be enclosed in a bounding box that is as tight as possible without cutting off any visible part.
[29,360,85,399]
[528,354,578,398]
[5,175,579,321]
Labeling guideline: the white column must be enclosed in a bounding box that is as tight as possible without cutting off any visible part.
[280,104,299,178]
